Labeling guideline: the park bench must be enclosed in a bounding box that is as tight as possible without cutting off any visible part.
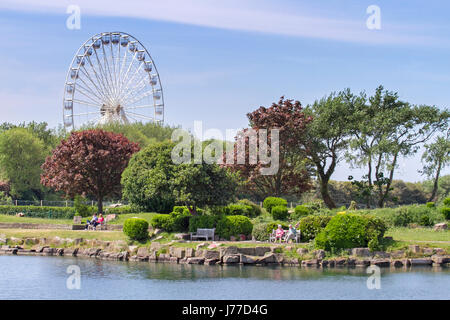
[269,229,301,243]
[190,228,215,241]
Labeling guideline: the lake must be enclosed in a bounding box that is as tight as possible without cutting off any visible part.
[0,255,448,299]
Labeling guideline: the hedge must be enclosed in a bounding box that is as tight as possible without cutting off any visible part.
[298,215,331,241]
[263,197,287,213]
[238,199,262,217]
[216,215,253,239]
[292,205,310,220]
[123,218,149,241]
[150,211,191,232]
[271,205,289,220]
[104,205,138,215]
[0,205,76,219]
[188,215,221,232]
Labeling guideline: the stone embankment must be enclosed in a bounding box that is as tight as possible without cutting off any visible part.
[0,236,449,268]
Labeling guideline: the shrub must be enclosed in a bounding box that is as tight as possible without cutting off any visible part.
[172,206,204,215]
[123,218,149,241]
[0,191,12,205]
[271,205,289,220]
[150,214,173,231]
[150,211,191,232]
[0,205,76,219]
[443,197,450,206]
[419,214,433,227]
[303,200,325,213]
[238,199,262,217]
[263,197,287,213]
[298,215,331,241]
[348,201,357,210]
[292,205,310,220]
[251,223,270,241]
[224,204,253,216]
[315,213,387,251]
[105,205,137,215]
[426,202,435,208]
[440,207,450,220]
[188,215,221,232]
[74,195,96,217]
[216,215,253,239]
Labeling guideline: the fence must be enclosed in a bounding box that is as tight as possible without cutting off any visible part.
[0,199,128,207]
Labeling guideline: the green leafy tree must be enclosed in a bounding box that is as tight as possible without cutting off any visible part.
[348,86,449,207]
[420,136,450,202]
[0,128,47,199]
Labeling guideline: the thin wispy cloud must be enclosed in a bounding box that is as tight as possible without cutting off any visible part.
[0,0,444,46]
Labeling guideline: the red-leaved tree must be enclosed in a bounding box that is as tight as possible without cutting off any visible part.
[223,97,313,199]
[41,130,140,213]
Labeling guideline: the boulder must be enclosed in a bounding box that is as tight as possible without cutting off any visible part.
[296,248,309,256]
[390,250,405,259]
[219,246,238,259]
[321,260,329,267]
[314,249,325,259]
[302,259,319,267]
[205,259,219,265]
[174,233,190,240]
[434,248,446,255]
[196,243,207,250]
[240,254,257,264]
[254,247,271,256]
[431,255,450,264]
[347,258,356,266]
[148,252,158,262]
[203,250,220,260]
[169,247,185,259]
[137,247,149,257]
[169,257,179,263]
[371,259,390,267]
[351,248,371,257]
[185,247,195,258]
[42,247,55,256]
[373,251,390,259]
[258,253,277,264]
[335,258,347,266]
[433,223,447,231]
[408,245,421,253]
[423,248,434,255]
[56,248,64,256]
[187,257,205,264]
[64,248,78,256]
[391,260,404,268]
[237,247,256,256]
[223,255,240,264]
[355,260,371,267]
[158,253,170,262]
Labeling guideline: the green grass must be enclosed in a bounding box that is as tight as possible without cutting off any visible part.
[0,228,127,241]
[386,227,450,242]
[107,212,158,225]
[0,214,73,225]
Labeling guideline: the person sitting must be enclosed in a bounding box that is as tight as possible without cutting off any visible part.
[275,225,285,243]
[285,224,298,243]
[85,213,98,230]
[97,214,104,228]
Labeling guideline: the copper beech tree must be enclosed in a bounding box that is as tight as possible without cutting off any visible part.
[223,97,313,199]
[41,130,140,213]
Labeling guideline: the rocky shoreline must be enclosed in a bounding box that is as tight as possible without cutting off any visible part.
[0,236,449,269]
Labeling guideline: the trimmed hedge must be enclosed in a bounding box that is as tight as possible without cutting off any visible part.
[238,199,262,217]
[298,215,331,241]
[150,211,191,232]
[0,205,76,219]
[271,205,288,220]
[292,205,310,220]
[189,215,221,232]
[216,215,253,239]
[315,213,387,251]
[224,204,253,216]
[105,205,138,215]
[263,197,287,213]
[123,218,149,241]
[441,207,450,220]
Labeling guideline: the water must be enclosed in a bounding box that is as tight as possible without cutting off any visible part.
[0,255,448,300]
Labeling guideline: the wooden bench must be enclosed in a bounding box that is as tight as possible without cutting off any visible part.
[269,229,301,243]
[190,228,215,241]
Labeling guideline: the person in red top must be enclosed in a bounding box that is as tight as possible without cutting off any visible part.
[275,225,285,243]
[97,214,104,225]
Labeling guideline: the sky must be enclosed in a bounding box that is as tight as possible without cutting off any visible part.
[0,0,448,182]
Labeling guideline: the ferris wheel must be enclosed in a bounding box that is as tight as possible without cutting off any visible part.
[63,32,164,130]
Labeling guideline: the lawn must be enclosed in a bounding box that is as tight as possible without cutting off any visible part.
[107,212,158,225]
[0,228,127,241]
[386,227,450,242]
[0,214,73,225]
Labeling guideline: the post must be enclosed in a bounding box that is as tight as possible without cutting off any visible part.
[65,200,68,207]
[15,200,17,206]
[40,200,43,207]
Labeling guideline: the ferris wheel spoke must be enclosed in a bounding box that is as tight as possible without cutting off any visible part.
[126,111,154,120]
[75,81,105,104]
[124,105,154,110]
[118,50,139,98]
[84,55,112,104]
[101,44,116,98]
[78,67,109,103]
[92,48,114,99]
[119,75,148,103]
[118,44,129,93]
[72,111,102,117]
[73,99,102,108]
[119,63,145,100]
[126,90,154,105]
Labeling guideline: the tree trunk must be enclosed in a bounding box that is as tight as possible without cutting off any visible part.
[319,176,336,209]
[428,161,442,202]
[97,195,103,213]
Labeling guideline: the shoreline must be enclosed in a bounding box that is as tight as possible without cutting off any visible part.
[1,236,449,269]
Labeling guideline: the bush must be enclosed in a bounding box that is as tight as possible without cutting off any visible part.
[216,215,253,239]
[348,201,357,210]
[443,197,450,206]
[271,205,289,220]
[123,218,149,241]
[315,213,386,251]
[419,214,433,227]
[441,207,450,220]
[252,223,270,241]
[224,204,253,216]
[298,215,331,241]
[0,205,76,219]
[426,202,435,208]
[189,215,221,232]
[238,199,262,217]
[292,205,310,220]
[150,214,173,231]
[303,200,325,213]
[0,191,12,205]
[150,211,191,232]
[105,205,137,215]
[172,206,204,215]
[263,197,287,213]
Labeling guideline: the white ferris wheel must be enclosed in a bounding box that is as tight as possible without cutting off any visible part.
[63,32,164,130]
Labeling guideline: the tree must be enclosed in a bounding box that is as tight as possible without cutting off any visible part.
[420,135,450,202]
[41,130,139,213]
[348,86,449,207]
[122,141,239,214]
[0,128,47,199]
[301,90,361,208]
[224,97,313,200]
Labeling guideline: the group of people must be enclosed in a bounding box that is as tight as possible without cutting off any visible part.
[84,213,104,230]
[274,222,299,243]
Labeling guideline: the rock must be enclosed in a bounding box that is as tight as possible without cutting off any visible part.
[355,260,371,267]
[408,245,421,253]
[154,236,163,241]
[314,249,325,259]
[223,255,240,264]
[195,243,207,250]
[10,237,23,244]
[187,257,205,264]
[0,238,6,244]
[185,247,195,258]
[205,259,219,265]
[347,258,356,266]
[240,254,257,264]
[335,258,347,266]
[158,253,170,262]
[174,233,190,240]
[434,248,445,255]
[409,258,432,266]
[219,246,238,259]
[285,246,293,252]
[56,248,64,256]
[374,251,391,259]
[296,248,309,256]
[64,248,78,256]
[327,260,335,267]
[137,247,149,257]
[371,259,390,267]
[128,245,138,253]
[258,253,277,264]
[433,223,447,231]
[351,248,371,257]
[195,249,204,257]
[391,260,404,268]
[153,228,163,235]
[169,257,179,263]
[42,247,55,256]
[169,247,185,259]
[24,238,38,246]
[423,248,434,255]
[149,252,158,262]
[254,247,271,256]
[431,255,450,264]
[237,247,256,256]
[150,242,162,250]
[321,260,329,267]
[302,259,319,267]
[74,238,84,245]
[401,259,411,267]
[390,250,405,259]
[203,250,220,260]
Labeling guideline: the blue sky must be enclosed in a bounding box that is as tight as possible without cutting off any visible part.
[0,0,449,182]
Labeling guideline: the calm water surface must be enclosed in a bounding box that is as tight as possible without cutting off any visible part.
[0,255,448,300]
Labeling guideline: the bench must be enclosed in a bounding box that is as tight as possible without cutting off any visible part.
[190,228,215,241]
[269,229,301,243]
